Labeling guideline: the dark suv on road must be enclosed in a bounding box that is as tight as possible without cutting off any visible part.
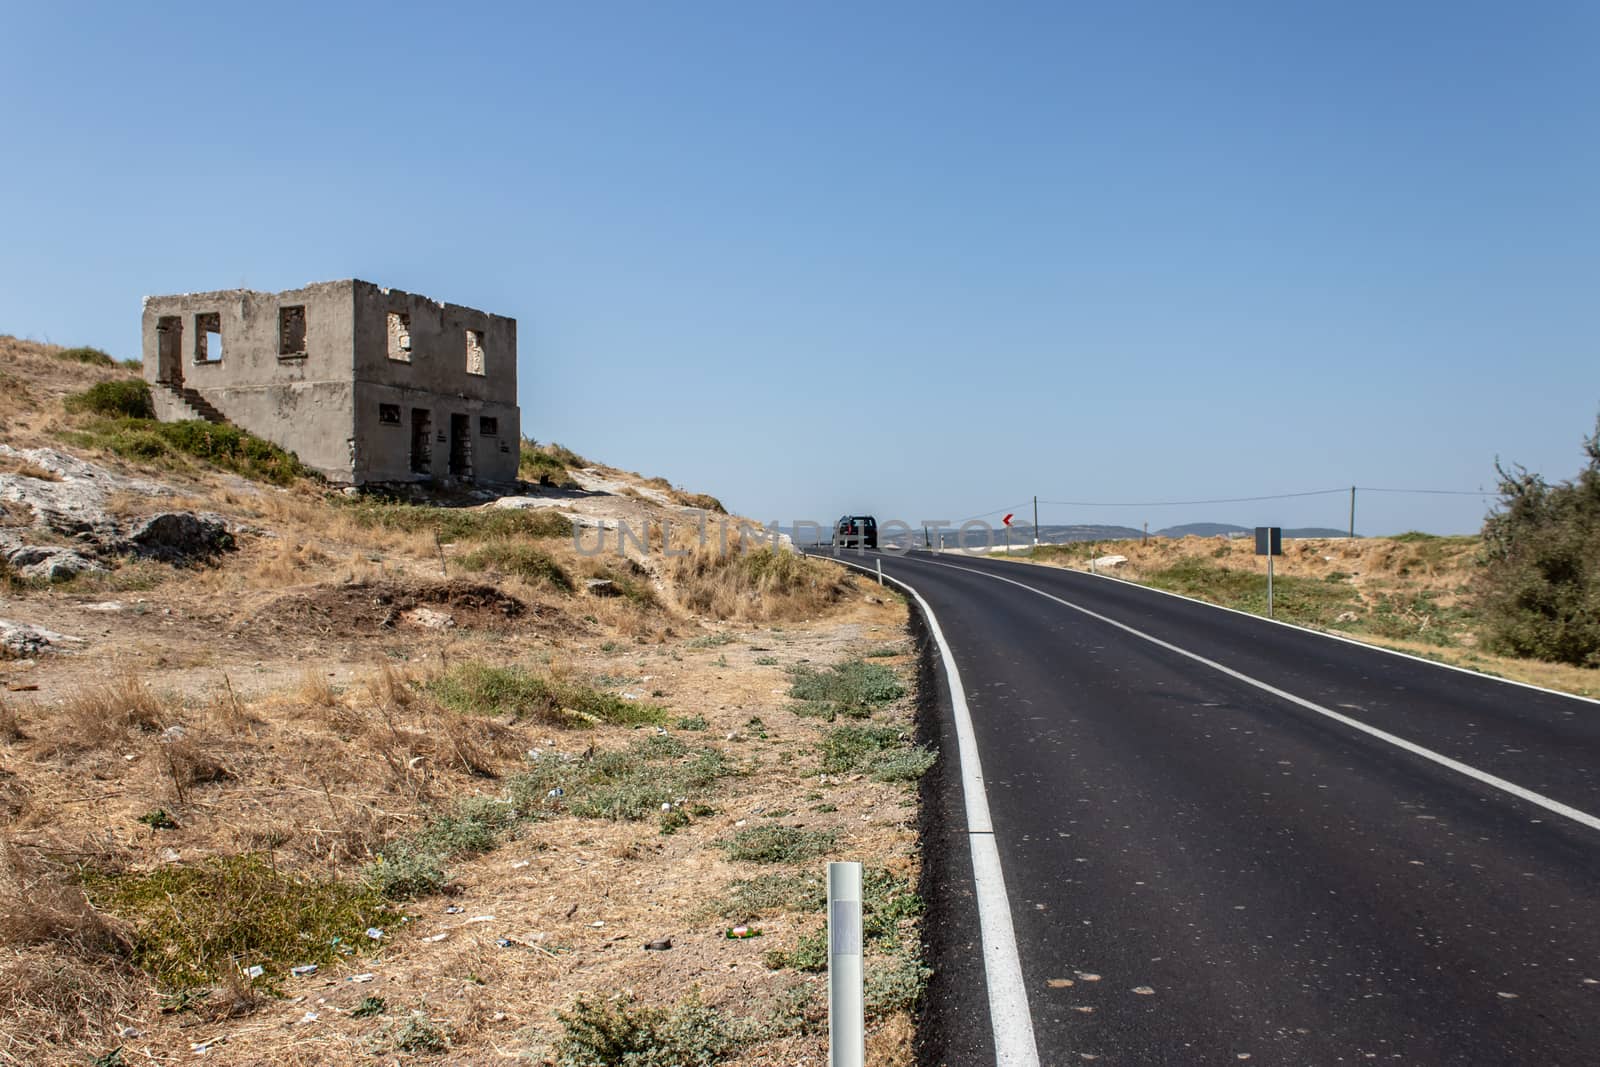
[832,515,877,549]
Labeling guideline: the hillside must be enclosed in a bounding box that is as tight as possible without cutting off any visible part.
[1004,534,1600,698]
[0,337,926,1065]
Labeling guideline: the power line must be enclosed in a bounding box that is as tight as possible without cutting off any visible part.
[1037,488,1348,508]
[1356,486,1492,496]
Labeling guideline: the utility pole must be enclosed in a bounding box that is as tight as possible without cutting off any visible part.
[1349,486,1356,539]
[1143,521,1148,544]
[1033,495,1039,547]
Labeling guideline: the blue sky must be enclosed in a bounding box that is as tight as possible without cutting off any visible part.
[2,1,1596,534]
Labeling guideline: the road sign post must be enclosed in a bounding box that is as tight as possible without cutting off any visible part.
[1003,513,1013,556]
[1255,526,1283,619]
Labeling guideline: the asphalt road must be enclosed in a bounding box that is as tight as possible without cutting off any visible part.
[818,548,1600,1066]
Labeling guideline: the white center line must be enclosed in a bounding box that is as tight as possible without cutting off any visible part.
[911,553,1600,836]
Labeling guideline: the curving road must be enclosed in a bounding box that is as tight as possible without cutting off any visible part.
[818,548,1600,1066]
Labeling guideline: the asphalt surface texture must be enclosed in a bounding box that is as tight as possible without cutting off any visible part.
[815,548,1600,1066]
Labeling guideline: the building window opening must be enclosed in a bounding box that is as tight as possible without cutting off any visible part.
[387,312,412,362]
[465,329,486,376]
[195,312,222,363]
[278,305,307,356]
[379,403,401,425]
[478,416,498,437]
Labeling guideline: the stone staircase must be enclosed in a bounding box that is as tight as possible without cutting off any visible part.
[158,381,228,424]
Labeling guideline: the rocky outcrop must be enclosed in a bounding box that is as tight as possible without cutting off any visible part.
[0,618,84,656]
[117,512,235,565]
[0,445,239,581]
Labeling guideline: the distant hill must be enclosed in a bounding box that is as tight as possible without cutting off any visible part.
[1157,522,1248,538]
[1156,523,1353,539]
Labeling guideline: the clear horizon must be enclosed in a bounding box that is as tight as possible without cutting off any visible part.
[3,1,1596,535]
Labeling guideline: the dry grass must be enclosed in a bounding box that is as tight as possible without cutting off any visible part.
[668,545,857,622]
[44,675,165,754]
[0,839,141,1062]
[0,455,60,482]
[0,701,23,743]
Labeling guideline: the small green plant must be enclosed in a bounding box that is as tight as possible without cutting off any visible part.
[688,632,736,649]
[427,664,663,727]
[718,872,826,919]
[863,647,898,658]
[788,659,904,719]
[754,656,779,666]
[351,995,387,1018]
[64,380,154,419]
[367,795,519,898]
[137,808,178,830]
[673,714,708,731]
[389,1011,449,1053]
[818,724,935,781]
[511,735,731,824]
[719,825,836,864]
[554,992,744,1066]
[659,808,690,834]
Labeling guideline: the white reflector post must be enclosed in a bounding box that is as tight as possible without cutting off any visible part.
[828,860,865,1067]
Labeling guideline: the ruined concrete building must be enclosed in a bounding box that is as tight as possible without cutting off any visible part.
[141,280,521,485]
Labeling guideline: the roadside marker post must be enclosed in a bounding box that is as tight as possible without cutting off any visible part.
[1255,526,1283,618]
[875,558,883,585]
[1003,513,1013,555]
[827,861,865,1067]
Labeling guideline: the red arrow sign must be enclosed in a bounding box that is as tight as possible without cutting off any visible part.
[1002,513,1013,527]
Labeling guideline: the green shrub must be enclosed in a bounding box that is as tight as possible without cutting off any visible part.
[518,439,586,487]
[554,993,744,1066]
[60,413,307,485]
[718,826,835,864]
[1476,416,1600,666]
[55,345,116,367]
[81,854,396,990]
[427,664,663,726]
[459,541,573,592]
[64,380,154,419]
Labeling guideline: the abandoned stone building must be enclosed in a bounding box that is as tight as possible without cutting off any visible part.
[140,280,521,485]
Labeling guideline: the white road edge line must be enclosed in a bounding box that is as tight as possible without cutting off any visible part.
[912,553,1600,835]
[822,553,1041,1066]
[965,550,1600,707]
